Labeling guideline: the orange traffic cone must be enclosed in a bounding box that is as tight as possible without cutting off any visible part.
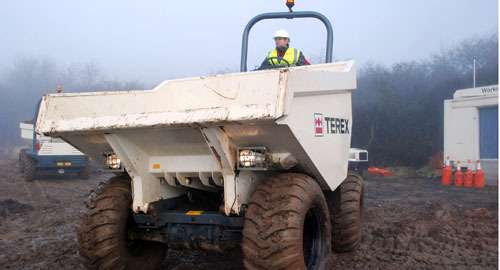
[441,156,452,186]
[474,160,485,188]
[463,160,473,188]
[454,162,463,187]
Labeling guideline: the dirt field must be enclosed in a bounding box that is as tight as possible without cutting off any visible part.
[0,155,497,269]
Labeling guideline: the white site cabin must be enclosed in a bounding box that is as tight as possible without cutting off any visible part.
[444,85,498,185]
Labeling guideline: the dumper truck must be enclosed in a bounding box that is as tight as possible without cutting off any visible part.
[35,8,363,270]
[19,120,90,181]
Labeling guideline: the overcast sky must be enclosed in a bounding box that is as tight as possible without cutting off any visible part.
[0,0,497,84]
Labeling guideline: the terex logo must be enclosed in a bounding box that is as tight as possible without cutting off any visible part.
[314,113,350,136]
[314,113,324,136]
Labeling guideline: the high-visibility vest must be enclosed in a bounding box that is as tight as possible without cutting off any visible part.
[267,47,301,67]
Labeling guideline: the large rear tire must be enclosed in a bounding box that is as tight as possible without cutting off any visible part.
[77,176,166,270]
[327,172,364,252]
[21,151,36,182]
[242,173,331,270]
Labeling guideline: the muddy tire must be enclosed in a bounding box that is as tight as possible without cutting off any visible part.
[77,176,166,270]
[19,149,27,173]
[21,151,36,182]
[327,172,364,253]
[242,173,331,270]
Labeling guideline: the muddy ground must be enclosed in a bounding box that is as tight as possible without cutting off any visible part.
[0,155,497,269]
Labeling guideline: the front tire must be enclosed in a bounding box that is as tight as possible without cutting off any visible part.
[242,173,331,270]
[327,172,364,252]
[77,176,166,270]
[21,151,36,182]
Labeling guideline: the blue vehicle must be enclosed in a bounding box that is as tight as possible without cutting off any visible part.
[18,121,90,181]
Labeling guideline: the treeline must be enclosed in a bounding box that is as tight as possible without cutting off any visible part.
[0,57,144,147]
[351,33,498,167]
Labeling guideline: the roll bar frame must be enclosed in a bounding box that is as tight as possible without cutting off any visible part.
[240,11,334,72]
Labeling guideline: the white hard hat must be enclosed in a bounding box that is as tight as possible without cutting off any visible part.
[274,29,290,39]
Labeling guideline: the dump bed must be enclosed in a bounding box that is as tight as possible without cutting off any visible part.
[36,62,355,134]
[36,62,356,213]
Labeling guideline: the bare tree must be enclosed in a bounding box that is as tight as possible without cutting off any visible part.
[351,33,498,167]
[0,56,145,148]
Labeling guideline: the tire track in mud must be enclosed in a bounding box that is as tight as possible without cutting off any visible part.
[21,180,49,206]
[0,156,497,270]
[0,157,102,269]
[330,178,498,270]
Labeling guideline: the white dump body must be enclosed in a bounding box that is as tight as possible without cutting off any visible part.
[36,62,356,214]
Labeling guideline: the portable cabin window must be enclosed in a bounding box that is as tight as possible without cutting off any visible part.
[479,106,498,159]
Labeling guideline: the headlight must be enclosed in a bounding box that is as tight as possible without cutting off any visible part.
[237,147,267,170]
[103,152,121,169]
[56,161,72,167]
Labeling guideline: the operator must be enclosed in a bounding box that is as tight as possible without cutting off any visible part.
[258,29,310,70]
